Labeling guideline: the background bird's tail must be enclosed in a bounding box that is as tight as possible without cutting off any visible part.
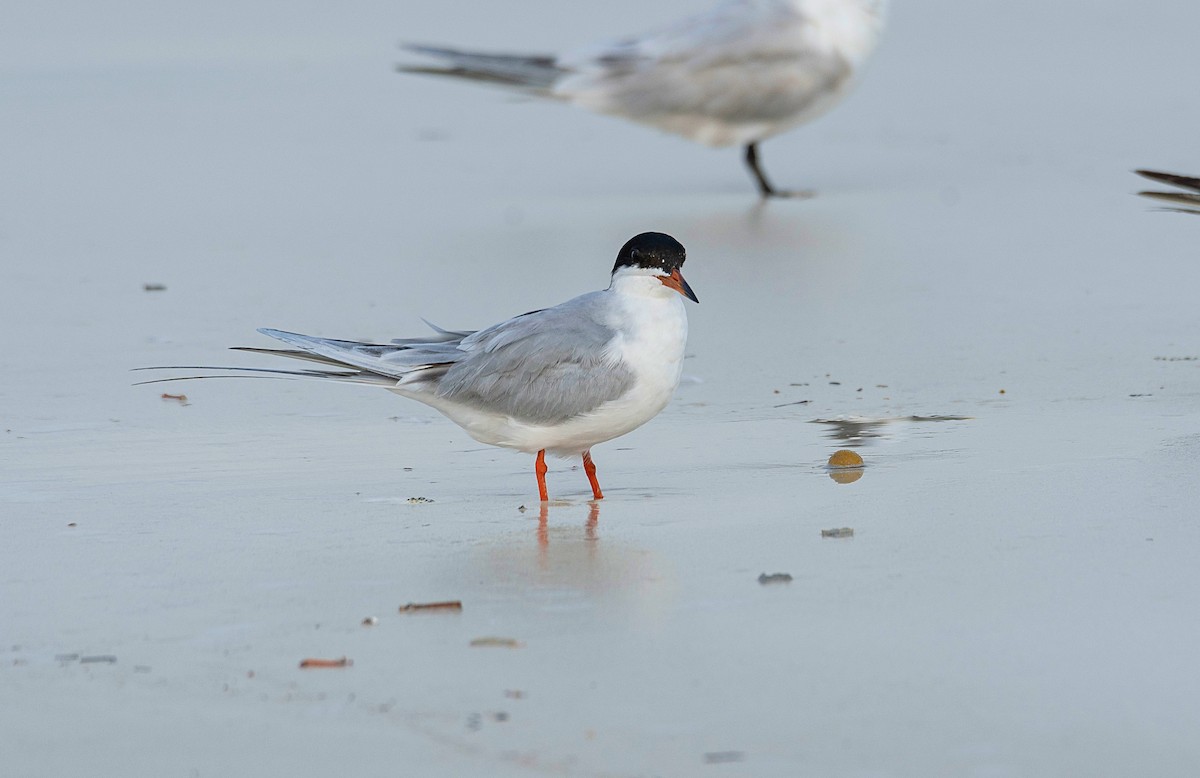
[397,44,566,92]
[1135,169,1200,214]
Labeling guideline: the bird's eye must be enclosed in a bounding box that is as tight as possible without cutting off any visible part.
[630,249,641,262]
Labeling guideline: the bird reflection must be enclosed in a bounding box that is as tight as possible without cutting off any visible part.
[535,500,600,550]
[812,415,970,447]
[467,501,677,617]
[816,417,892,446]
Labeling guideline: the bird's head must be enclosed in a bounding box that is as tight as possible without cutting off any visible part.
[610,232,698,303]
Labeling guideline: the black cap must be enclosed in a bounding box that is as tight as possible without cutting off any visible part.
[612,232,686,275]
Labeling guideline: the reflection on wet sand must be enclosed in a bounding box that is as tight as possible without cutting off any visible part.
[535,501,599,549]
[828,467,864,485]
[813,415,970,447]
[476,502,677,618]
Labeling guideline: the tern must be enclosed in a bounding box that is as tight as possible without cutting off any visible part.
[141,233,698,502]
[398,0,889,197]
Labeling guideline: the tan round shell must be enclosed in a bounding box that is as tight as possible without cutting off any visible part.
[828,449,864,467]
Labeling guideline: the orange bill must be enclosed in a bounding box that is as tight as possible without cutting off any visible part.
[659,268,699,302]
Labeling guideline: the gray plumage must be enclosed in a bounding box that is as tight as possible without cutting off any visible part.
[135,231,697,500]
[397,1,886,149]
[396,1,888,196]
[397,13,858,137]
[221,291,636,426]
[398,45,565,92]
[435,296,635,425]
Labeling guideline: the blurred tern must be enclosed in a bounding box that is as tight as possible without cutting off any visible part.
[140,233,698,502]
[1136,170,1200,215]
[399,0,889,197]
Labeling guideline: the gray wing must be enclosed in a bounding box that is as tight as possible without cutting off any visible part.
[556,1,857,131]
[434,293,635,425]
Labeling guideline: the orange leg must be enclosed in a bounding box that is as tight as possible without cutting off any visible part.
[582,450,604,501]
[535,449,549,502]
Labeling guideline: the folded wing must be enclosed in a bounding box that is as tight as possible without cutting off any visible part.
[436,296,636,425]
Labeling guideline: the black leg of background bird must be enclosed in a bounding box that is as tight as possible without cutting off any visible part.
[744,143,774,197]
[743,143,812,199]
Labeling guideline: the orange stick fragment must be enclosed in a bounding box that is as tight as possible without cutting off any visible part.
[298,657,351,669]
[398,600,463,613]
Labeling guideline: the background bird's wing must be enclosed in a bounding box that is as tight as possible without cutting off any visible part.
[555,1,853,132]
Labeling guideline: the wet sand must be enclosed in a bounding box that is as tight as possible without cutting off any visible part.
[4,0,1200,775]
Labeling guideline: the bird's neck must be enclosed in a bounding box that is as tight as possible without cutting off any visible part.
[605,273,688,363]
[608,271,679,303]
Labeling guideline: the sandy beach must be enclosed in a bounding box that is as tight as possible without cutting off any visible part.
[3,1,1200,775]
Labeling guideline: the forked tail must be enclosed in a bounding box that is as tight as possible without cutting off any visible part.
[135,327,461,388]
[398,44,566,92]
